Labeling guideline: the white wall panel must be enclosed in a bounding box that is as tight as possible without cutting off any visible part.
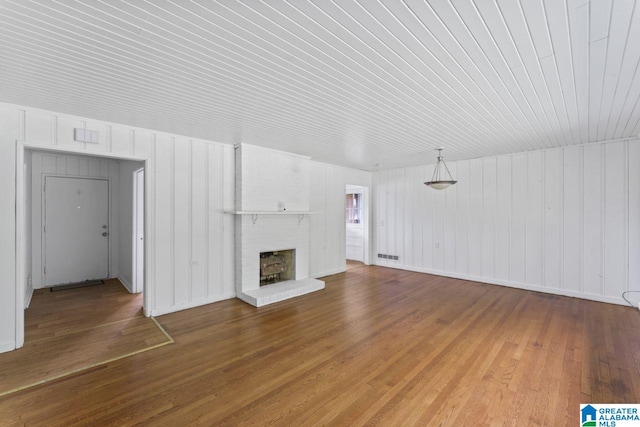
[0,105,18,352]
[109,126,131,155]
[191,141,207,301]
[207,144,224,299]
[397,169,408,264]
[153,135,174,310]
[403,169,413,267]
[412,166,425,269]
[543,149,562,289]
[221,144,235,299]
[373,139,640,305]
[308,162,372,278]
[629,142,640,294]
[309,163,328,275]
[134,130,153,158]
[444,163,458,273]
[510,154,527,284]
[582,144,604,295]
[173,138,190,305]
[482,158,496,278]
[387,170,399,263]
[495,156,511,281]
[377,170,389,267]
[468,159,483,277]
[420,166,433,269]
[526,151,543,286]
[603,142,626,298]
[562,146,582,291]
[454,162,469,274]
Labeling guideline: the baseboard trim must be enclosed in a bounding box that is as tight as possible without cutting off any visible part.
[149,292,236,317]
[24,286,34,309]
[312,268,347,279]
[117,276,133,293]
[374,262,629,307]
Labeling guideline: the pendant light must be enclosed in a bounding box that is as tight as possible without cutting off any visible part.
[424,148,457,190]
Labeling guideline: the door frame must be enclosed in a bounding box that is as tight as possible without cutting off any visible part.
[132,167,144,294]
[15,141,152,349]
[345,184,371,266]
[42,175,112,286]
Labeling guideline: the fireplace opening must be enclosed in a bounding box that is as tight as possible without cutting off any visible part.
[260,249,295,286]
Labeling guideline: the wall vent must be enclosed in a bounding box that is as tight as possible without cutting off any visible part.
[377,254,399,260]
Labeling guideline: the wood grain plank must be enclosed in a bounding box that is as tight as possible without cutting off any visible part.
[1,267,639,425]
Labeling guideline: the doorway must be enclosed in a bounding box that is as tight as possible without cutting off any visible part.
[43,176,110,286]
[345,184,369,266]
[15,145,149,350]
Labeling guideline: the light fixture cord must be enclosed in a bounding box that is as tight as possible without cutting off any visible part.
[430,151,453,182]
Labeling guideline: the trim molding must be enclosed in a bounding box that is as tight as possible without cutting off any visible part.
[149,292,236,317]
[375,262,629,306]
[117,276,133,293]
[312,268,347,278]
[24,287,34,309]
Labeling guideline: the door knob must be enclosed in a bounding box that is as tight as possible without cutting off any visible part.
[102,232,109,236]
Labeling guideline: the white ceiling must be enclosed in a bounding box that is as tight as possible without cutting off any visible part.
[1,0,639,170]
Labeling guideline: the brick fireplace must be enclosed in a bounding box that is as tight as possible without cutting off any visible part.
[231,144,324,307]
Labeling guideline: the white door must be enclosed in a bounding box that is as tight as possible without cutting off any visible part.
[133,168,144,293]
[44,177,110,286]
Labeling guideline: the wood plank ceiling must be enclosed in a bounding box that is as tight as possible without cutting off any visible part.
[1,0,639,170]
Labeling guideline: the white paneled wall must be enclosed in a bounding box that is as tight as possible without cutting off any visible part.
[137,134,235,315]
[310,162,372,277]
[0,107,18,352]
[374,140,640,305]
[0,102,236,352]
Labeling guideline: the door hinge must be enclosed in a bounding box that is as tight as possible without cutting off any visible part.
[43,226,46,233]
[44,266,46,274]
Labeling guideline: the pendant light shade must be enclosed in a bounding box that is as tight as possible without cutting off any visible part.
[424,148,457,190]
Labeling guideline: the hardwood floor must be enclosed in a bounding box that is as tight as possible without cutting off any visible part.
[0,280,172,398]
[1,267,639,426]
[346,259,365,270]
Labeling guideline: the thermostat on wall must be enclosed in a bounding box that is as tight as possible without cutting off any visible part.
[74,128,99,144]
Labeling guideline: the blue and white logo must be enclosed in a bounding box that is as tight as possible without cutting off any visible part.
[581,404,640,426]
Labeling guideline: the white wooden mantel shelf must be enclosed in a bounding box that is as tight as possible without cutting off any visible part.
[224,211,321,214]
[224,211,321,225]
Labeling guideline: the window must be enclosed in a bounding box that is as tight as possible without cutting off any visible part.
[346,193,362,224]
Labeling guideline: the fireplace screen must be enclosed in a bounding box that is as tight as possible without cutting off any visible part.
[260,249,295,286]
